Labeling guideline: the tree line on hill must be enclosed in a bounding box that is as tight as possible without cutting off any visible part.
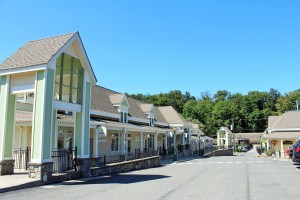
[128,89,300,136]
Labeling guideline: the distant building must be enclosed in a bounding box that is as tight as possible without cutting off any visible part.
[264,111,300,158]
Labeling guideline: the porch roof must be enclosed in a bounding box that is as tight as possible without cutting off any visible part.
[264,131,300,139]
[101,120,172,133]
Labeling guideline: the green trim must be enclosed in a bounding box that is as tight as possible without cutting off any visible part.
[32,69,54,161]
[75,112,83,156]
[0,75,15,158]
[84,82,91,155]
[42,69,54,159]
[4,94,15,157]
[52,110,57,149]
[32,71,44,160]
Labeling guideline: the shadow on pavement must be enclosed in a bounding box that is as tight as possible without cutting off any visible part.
[62,174,171,185]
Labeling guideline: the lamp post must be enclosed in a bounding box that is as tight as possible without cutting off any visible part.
[173,127,177,161]
[198,134,201,156]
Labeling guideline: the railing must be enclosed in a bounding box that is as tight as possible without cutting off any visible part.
[51,147,77,172]
[13,147,31,170]
[90,148,159,166]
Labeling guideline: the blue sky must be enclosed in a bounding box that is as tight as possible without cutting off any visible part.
[0,0,300,98]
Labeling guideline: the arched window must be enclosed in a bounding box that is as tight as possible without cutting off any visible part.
[54,53,84,104]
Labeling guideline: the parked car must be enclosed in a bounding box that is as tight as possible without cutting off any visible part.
[289,144,296,159]
[241,145,251,152]
[292,141,300,163]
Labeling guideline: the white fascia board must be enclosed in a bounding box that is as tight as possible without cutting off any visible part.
[90,109,120,119]
[270,128,300,132]
[53,100,82,112]
[0,64,46,76]
[11,84,35,94]
[170,124,184,127]
[48,33,97,85]
[76,33,97,84]
[155,122,169,127]
[128,116,148,124]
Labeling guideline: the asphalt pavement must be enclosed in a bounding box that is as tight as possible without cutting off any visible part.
[1,149,299,200]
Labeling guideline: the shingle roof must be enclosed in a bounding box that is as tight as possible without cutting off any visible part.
[154,107,168,124]
[0,32,76,70]
[234,132,262,139]
[91,86,120,115]
[91,85,168,124]
[109,94,125,105]
[269,111,300,129]
[127,97,149,120]
[264,132,300,139]
[140,104,153,113]
[220,127,232,134]
[158,106,189,125]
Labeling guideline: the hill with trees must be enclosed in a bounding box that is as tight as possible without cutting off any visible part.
[127,89,300,136]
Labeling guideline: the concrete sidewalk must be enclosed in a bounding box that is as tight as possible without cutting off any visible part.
[0,156,200,193]
[0,170,41,193]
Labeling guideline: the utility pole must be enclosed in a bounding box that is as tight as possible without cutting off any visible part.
[231,118,234,151]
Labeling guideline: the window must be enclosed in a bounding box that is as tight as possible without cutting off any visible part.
[111,133,119,151]
[54,53,84,104]
[149,118,155,126]
[120,112,128,123]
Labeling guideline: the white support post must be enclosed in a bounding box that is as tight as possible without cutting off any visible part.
[164,132,168,151]
[280,139,284,158]
[93,129,98,157]
[140,132,143,152]
[120,128,126,154]
[154,131,158,151]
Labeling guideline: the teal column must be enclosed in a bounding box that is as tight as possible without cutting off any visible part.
[0,75,16,161]
[75,82,91,158]
[31,69,55,163]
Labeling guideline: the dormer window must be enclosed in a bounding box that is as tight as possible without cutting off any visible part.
[120,112,128,123]
[149,118,155,126]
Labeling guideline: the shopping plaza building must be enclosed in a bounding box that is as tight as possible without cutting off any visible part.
[0,32,201,182]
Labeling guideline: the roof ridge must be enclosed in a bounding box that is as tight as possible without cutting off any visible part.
[28,32,77,43]
[94,85,121,94]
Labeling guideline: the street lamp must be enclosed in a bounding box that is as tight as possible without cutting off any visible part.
[198,134,201,156]
[173,127,177,161]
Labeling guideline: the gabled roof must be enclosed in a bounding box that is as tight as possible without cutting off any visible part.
[140,104,154,113]
[234,132,262,139]
[268,116,281,129]
[0,32,97,83]
[109,94,126,105]
[218,127,232,134]
[127,97,150,120]
[91,85,168,124]
[192,123,204,136]
[269,111,300,129]
[91,86,120,115]
[0,33,76,70]
[264,132,300,139]
[158,106,189,126]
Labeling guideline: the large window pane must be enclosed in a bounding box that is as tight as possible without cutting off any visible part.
[61,86,70,102]
[63,54,72,71]
[71,89,77,103]
[54,83,60,100]
[55,53,84,104]
[72,74,78,88]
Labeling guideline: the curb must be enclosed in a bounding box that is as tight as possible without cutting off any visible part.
[0,180,42,194]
